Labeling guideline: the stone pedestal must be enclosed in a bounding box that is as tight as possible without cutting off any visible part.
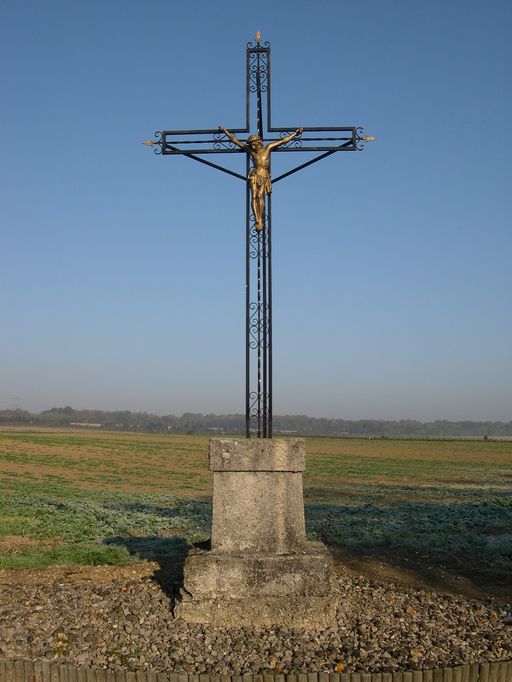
[175,438,339,627]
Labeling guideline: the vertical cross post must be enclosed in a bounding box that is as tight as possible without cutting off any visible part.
[246,39,271,438]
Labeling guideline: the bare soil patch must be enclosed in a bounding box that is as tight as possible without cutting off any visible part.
[0,535,42,553]
[0,560,158,587]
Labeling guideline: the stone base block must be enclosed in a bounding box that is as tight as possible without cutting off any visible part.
[210,438,307,555]
[176,593,337,628]
[175,543,340,627]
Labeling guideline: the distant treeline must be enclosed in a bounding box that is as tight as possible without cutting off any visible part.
[0,407,511,438]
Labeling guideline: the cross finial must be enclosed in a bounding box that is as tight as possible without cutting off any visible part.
[256,30,261,44]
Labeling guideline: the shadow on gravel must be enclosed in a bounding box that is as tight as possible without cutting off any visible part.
[103,535,211,600]
[331,546,512,603]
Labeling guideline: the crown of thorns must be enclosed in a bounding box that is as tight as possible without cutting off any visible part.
[248,134,262,143]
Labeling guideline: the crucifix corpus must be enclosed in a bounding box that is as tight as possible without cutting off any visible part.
[219,125,303,230]
[146,35,374,627]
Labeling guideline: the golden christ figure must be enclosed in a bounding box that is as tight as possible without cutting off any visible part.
[219,126,303,230]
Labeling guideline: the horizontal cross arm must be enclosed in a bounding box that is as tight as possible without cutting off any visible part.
[164,147,244,155]
[272,144,356,152]
[269,127,360,152]
[162,127,249,135]
[269,126,357,133]
[161,130,246,155]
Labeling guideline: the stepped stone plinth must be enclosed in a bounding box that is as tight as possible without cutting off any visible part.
[175,438,339,627]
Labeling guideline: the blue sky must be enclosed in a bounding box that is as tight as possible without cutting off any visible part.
[1,0,511,421]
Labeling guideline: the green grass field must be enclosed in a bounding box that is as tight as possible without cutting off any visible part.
[0,429,510,597]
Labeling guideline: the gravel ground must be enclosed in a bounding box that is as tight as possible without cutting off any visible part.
[0,568,511,675]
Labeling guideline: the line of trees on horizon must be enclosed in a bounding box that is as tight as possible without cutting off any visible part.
[0,406,511,438]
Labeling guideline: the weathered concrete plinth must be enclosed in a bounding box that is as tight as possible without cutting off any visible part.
[175,438,339,627]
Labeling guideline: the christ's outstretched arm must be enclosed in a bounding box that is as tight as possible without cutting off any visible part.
[218,126,246,150]
[266,128,303,152]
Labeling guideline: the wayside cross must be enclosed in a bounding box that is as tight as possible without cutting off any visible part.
[145,33,374,438]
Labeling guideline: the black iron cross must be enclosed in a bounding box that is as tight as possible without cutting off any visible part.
[146,36,373,439]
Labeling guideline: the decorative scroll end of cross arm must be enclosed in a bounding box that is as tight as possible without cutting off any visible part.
[355,127,377,150]
[142,132,164,155]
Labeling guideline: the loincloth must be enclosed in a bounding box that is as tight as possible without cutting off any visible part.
[248,168,272,195]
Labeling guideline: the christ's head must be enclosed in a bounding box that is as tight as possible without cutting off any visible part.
[248,135,263,151]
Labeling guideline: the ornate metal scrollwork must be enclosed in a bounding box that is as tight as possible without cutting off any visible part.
[153,131,163,155]
[249,222,269,260]
[249,227,260,259]
[248,302,270,350]
[279,130,303,148]
[212,131,237,151]
[248,46,268,93]
[248,391,270,430]
[355,127,367,151]
[247,40,270,50]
